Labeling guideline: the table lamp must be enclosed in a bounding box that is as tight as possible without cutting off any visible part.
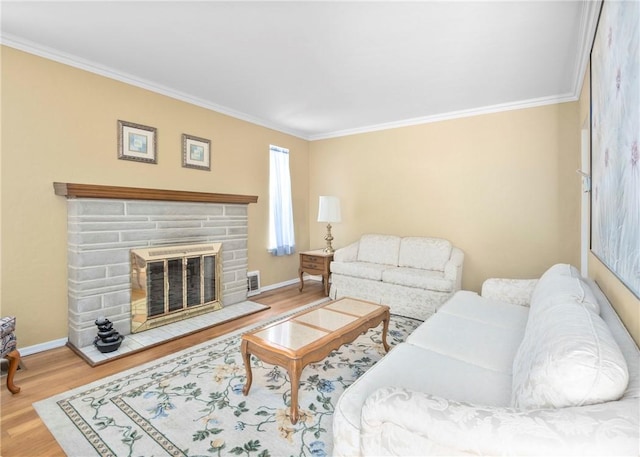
[317,196,341,253]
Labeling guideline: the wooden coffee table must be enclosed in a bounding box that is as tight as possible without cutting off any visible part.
[240,297,390,424]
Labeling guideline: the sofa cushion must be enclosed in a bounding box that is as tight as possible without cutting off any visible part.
[531,275,600,315]
[512,300,629,409]
[335,342,513,422]
[407,312,525,373]
[382,267,454,292]
[440,291,530,329]
[398,237,452,271]
[330,261,389,281]
[480,278,538,307]
[531,263,600,314]
[538,262,581,280]
[333,342,512,457]
[334,342,513,444]
[357,234,401,266]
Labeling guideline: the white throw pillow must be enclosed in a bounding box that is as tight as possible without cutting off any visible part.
[511,301,628,409]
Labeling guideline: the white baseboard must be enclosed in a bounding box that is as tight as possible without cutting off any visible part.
[18,277,323,356]
[260,277,299,292]
[20,337,68,356]
[260,275,324,293]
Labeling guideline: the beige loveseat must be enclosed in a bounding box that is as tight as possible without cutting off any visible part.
[329,234,464,320]
[332,264,639,456]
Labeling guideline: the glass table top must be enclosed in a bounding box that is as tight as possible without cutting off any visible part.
[253,320,328,350]
[325,298,381,316]
[294,308,358,331]
[249,298,384,351]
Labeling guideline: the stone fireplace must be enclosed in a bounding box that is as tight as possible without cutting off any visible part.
[54,183,258,349]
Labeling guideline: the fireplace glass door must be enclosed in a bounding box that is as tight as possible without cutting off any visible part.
[131,243,222,333]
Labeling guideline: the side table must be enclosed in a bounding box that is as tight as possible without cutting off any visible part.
[298,249,333,296]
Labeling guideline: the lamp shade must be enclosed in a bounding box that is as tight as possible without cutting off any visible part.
[317,196,341,223]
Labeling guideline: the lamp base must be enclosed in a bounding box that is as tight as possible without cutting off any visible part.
[323,223,335,253]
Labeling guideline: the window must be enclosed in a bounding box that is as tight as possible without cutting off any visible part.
[268,145,295,255]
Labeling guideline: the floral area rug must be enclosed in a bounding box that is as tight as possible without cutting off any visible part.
[34,299,421,457]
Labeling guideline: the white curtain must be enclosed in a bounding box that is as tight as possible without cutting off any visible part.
[268,145,296,256]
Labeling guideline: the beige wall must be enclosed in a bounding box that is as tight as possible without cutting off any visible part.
[3,45,637,350]
[309,103,581,292]
[1,47,310,347]
[578,65,640,346]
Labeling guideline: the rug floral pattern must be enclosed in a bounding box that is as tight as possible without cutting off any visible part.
[37,307,421,457]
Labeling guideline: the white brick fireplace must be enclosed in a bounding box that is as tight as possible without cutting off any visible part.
[55,183,258,349]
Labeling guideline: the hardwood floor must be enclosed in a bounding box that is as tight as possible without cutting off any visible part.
[0,282,326,457]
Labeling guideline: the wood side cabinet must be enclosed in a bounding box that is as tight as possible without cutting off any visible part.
[298,249,334,296]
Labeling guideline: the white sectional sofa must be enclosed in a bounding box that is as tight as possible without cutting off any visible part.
[332,264,639,456]
[329,234,464,320]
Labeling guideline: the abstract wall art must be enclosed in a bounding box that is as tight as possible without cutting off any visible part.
[590,0,640,298]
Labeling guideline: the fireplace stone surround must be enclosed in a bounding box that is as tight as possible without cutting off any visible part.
[55,183,258,349]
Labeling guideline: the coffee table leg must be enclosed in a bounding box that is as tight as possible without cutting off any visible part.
[381,311,391,352]
[241,340,253,395]
[287,359,303,424]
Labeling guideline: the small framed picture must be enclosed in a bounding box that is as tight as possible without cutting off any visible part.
[182,134,211,171]
[118,120,157,164]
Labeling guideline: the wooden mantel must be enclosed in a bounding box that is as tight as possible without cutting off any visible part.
[54,182,258,205]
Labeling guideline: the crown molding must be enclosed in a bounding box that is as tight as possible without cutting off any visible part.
[2,19,596,143]
[311,2,603,143]
[0,34,309,140]
[308,93,578,141]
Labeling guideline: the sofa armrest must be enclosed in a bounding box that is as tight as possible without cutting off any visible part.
[443,247,464,290]
[361,387,639,456]
[481,277,537,307]
[333,240,359,263]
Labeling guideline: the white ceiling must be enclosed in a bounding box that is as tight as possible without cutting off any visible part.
[1,1,600,140]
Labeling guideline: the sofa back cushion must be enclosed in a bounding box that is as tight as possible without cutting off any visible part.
[357,234,401,266]
[537,263,581,280]
[398,237,452,271]
[511,277,629,409]
[530,263,599,314]
[530,275,600,314]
